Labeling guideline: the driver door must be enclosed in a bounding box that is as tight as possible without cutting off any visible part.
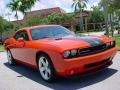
[11,30,30,63]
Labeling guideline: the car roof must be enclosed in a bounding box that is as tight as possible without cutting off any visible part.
[21,25,60,30]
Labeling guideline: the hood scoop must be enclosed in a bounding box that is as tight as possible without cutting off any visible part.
[54,37,62,40]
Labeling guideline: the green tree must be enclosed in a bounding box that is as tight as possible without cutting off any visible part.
[111,0,120,10]
[0,17,4,37]
[89,6,104,23]
[48,13,74,24]
[22,15,49,27]
[62,13,75,23]
[72,0,88,31]
[48,13,63,24]
[0,16,13,40]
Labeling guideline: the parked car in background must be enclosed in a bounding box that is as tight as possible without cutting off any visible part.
[4,25,117,82]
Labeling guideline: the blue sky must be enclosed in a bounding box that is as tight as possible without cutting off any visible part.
[0,0,101,21]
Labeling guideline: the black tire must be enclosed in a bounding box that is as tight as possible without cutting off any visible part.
[38,54,56,82]
[7,50,15,65]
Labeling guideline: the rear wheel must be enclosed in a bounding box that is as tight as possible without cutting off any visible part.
[38,54,56,82]
[7,50,15,65]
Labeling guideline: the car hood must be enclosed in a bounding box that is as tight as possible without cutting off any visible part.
[38,35,111,50]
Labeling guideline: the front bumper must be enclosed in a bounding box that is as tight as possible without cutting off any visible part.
[69,59,113,77]
[51,47,117,77]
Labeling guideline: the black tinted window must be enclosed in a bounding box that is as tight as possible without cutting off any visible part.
[14,30,29,41]
[30,26,73,40]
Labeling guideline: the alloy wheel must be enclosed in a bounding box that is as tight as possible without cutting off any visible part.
[38,56,52,80]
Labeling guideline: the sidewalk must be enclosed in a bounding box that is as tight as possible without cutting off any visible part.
[83,31,105,36]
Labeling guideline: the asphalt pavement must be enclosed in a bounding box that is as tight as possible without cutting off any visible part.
[0,52,120,90]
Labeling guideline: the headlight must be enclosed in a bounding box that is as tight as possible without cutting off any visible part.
[71,49,77,56]
[106,41,115,48]
[63,50,70,58]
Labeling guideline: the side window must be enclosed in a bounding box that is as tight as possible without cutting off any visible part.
[14,30,29,41]
[14,31,21,40]
[21,31,29,41]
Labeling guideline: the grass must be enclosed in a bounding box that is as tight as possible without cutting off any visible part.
[0,45,4,52]
[113,35,120,49]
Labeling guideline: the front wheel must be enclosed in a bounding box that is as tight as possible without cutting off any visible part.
[38,54,56,82]
[7,50,15,65]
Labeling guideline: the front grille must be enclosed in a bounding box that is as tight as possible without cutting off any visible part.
[77,41,116,57]
[79,44,106,56]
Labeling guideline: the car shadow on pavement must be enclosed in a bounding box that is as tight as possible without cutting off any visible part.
[4,62,118,90]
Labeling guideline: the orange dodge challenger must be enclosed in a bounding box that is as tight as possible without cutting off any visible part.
[4,25,117,82]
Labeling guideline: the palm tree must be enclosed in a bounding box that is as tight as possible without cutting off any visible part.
[7,0,22,20]
[7,0,39,19]
[19,0,40,15]
[72,0,88,31]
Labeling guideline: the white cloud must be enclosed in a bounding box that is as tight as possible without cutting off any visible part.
[0,0,6,16]
[31,1,47,11]
[31,0,73,12]
[92,1,100,6]
[86,0,100,10]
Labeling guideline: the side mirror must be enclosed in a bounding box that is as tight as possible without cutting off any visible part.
[17,37,24,42]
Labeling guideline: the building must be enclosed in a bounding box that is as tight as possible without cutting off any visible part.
[24,7,65,19]
[12,7,103,32]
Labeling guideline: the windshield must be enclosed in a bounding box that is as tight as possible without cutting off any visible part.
[30,26,74,40]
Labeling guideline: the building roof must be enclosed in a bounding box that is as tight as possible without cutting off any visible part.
[24,7,66,19]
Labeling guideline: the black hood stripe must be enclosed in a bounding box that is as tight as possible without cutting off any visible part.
[64,35,104,46]
[77,36,104,46]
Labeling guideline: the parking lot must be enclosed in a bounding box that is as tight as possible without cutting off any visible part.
[0,52,120,90]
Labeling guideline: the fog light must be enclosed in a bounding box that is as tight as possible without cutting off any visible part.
[110,57,113,60]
